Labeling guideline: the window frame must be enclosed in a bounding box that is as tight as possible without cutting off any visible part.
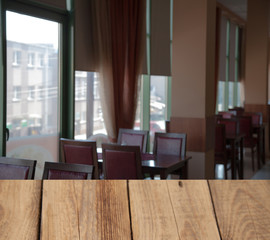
[0,0,74,156]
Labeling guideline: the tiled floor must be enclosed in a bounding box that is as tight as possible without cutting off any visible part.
[252,161,270,179]
[216,149,270,179]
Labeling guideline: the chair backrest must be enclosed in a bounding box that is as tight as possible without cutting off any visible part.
[153,132,187,158]
[218,111,234,119]
[0,157,36,179]
[235,116,253,138]
[60,138,99,179]
[117,128,149,153]
[215,124,226,153]
[102,144,143,179]
[217,118,239,136]
[229,107,244,116]
[42,162,93,179]
[244,112,263,125]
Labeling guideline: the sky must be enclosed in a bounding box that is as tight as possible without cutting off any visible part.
[6,11,59,49]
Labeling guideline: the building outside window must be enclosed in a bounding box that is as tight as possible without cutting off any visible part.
[27,86,35,100]
[38,53,44,67]
[12,86,21,101]
[74,71,106,139]
[12,50,21,65]
[27,52,35,67]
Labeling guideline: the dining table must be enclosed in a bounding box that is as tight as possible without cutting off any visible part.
[1,180,270,239]
[97,148,191,179]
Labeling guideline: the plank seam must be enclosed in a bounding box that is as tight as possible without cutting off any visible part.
[207,180,223,240]
[166,181,181,240]
[38,180,44,240]
[127,180,134,240]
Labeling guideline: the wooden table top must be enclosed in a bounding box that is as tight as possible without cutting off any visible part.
[141,154,191,169]
[0,180,270,240]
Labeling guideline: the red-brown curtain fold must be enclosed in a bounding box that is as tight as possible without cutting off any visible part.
[90,0,146,141]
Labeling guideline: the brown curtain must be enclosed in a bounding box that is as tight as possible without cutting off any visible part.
[90,0,146,141]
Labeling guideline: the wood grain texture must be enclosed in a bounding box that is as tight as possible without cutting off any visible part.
[41,180,131,240]
[129,180,220,240]
[0,180,41,240]
[167,180,220,240]
[129,180,179,240]
[209,180,270,240]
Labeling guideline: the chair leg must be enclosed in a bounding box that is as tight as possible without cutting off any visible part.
[251,148,255,171]
[224,164,227,179]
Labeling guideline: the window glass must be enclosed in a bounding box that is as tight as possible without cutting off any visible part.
[150,76,166,148]
[6,11,60,179]
[74,71,106,139]
[228,82,234,109]
[134,76,142,130]
[217,81,225,111]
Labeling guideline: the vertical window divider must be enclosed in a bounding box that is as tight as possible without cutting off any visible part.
[234,26,239,107]
[60,0,74,139]
[224,20,230,111]
[0,0,7,155]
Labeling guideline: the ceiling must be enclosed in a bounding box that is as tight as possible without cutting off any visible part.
[217,0,270,35]
[217,0,247,20]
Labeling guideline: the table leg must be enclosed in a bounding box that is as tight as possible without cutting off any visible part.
[160,171,167,179]
[262,127,265,164]
[231,140,236,179]
[239,138,244,179]
[257,129,261,170]
[180,162,188,179]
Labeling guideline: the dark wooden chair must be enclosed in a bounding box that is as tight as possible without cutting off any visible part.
[152,132,187,179]
[235,115,258,171]
[117,128,149,153]
[215,124,230,179]
[60,138,99,179]
[42,162,93,179]
[244,112,263,125]
[217,118,239,136]
[102,143,143,179]
[0,157,36,179]
[218,111,234,119]
[229,107,244,116]
[216,118,242,178]
[153,132,187,158]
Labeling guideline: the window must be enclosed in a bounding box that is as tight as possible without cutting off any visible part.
[28,53,35,67]
[75,76,86,100]
[12,50,21,65]
[37,86,43,100]
[38,54,44,67]
[13,86,21,101]
[27,86,35,100]
[6,10,61,174]
[216,19,242,112]
[74,71,106,139]
[135,0,173,151]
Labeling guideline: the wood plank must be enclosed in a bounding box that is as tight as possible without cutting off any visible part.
[41,180,131,240]
[0,180,41,240]
[167,180,220,239]
[128,180,180,240]
[209,180,270,240]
